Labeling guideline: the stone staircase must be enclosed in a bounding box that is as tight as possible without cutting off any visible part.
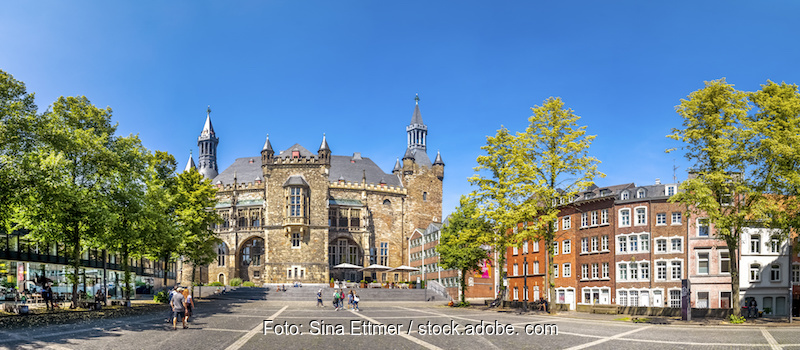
[264,284,432,302]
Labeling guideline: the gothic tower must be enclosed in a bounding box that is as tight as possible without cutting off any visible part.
[398,94,444,231]
[197,106,219,179]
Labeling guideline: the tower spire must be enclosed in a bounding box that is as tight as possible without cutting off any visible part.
[197,105,219,179]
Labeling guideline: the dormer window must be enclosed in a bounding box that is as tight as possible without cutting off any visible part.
[585,193,593,199]
[621,191,630,200]
[636,189,646,198]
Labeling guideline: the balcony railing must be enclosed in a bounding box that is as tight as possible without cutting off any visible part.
[283,217,309,226]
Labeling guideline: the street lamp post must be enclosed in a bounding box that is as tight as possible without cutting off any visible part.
[523,256,528,312]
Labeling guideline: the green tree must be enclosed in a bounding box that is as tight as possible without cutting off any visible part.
[437,196,493,304]
[668,79,772,317]
[99,135,151,302]
[175,168,221,285]
[15,96,119,308]
[143,151,182,288]
[0,70,38,233]
[470,97,603,312]
[749,81,800,243]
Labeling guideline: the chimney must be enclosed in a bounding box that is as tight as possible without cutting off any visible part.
[655,178,661,185]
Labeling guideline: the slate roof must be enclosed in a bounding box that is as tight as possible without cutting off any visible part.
[213,157,262,185]
[276,143,315,159]
[329,155,402,187]
[411,98,423,125]
[213,150,402,188]
[410,149,432,168]
[184,154,196,172]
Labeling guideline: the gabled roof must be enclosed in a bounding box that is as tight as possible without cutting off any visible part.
[282,175,309,187]
[276,143,315,159]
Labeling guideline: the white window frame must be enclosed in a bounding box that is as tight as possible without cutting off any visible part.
[636,188,646,199]
[719,250,731,274]
[591,237,599,252]
[522,241,528,254]
[750,263,761,282]
[602,262,609,278]
[697,251,710,275]
[533,261,540,275]
[563,240,571,254]
[618,236,627,253]
[554,264,559,278]
[533,240,539,252]
[601,235,609,251]
[671,212,682,225]
[670,237,683,253]
[697,218,709,237]
[591,263,599,279]
[771,264,781,282]
[656,261,667,281]
[792,264,800,284]
[601,209,609,225]
[581,212,588,228]
[581,238,589,254]
[591,211,598,226]
[512,246,518,255]
[619,208,631,227]
[634,206,647,226]
[513,263,518,276]
[563,216,571,229]
[553,241,559,255]
[670,260,683,280]
[621,191,630,200]
[655,238,667,253]
[751,234,761,254]
[581,264,589,280]
[656,213,666,226]
[563,263,572,277]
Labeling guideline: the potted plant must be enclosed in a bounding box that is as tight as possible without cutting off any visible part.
[360,280,366,288]
[329,278,334,288]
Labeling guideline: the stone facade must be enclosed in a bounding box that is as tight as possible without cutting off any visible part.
[190,98,444,285]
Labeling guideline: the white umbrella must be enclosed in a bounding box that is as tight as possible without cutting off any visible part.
[359,264,391,272]
[388,265,419,272]
[332,263,362,269]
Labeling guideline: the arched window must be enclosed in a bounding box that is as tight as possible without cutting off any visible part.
[218,273,226,284]
[217,243,227,267]
[241,238,264,267]
[621,191,630,200]
[383,199,391,206]
[636,189,646,198]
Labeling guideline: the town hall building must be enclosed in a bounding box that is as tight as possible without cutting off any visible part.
[186,96,444,285]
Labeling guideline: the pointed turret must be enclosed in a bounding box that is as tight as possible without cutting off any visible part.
[184,152,196,172]
[433,150,444,166]
[403,147,415,161]
[197,105,219,180]
[404,94,431,167]
[261,134,274,165]
[393,158,402,174]
[319,133,330,152]
[318,133,331,163]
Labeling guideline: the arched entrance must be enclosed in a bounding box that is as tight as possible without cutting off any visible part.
[328,237,363,282]
[239,237,264,282]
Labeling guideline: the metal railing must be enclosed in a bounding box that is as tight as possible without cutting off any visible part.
[426,280,451,301]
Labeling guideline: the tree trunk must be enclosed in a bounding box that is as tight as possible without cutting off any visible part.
[191,263,196,287]
[162,253,170,288]
[546,236,555,314]
[461,268,467,304]
[122,248,130,303]
[71,223,80,309]
[728,235,741,317]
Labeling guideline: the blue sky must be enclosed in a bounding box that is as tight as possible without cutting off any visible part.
[2,1,799,217]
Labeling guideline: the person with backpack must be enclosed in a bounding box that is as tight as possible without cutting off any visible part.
[353,293,360,311]
[42,284,54,310]
[333,290,341,310]
[316,289,324,308]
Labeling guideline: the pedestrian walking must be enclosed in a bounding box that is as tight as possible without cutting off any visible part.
[166,287,176,323]
[183,288,195,324]
[749,298,758,318]
[339,289,345,310]
[348,290,355,310]
[353,293,360,311]
[316,289,324,308]
[43,283,54,310]
[333,289,341,310]
[171,287,187,330]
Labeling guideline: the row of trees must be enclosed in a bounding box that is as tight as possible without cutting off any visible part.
[440,80,800,317]
[0,69,220,308]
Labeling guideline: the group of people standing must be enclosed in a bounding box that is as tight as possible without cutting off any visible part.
[321,289,359,311]
[167,287,194,330]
